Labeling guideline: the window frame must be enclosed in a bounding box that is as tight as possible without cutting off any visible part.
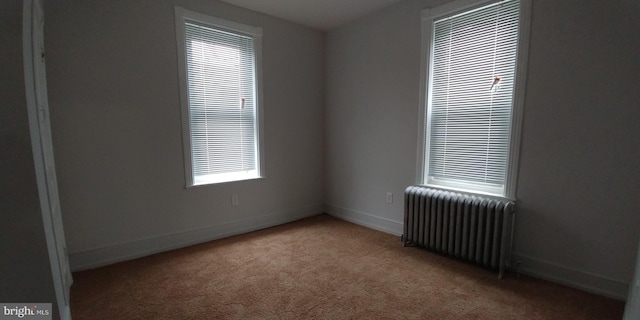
[174,7,265,188]
[416,0,531,199]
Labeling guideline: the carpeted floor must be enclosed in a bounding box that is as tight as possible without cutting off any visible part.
[71,214,624,319]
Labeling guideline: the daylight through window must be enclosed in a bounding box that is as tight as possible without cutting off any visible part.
[420,0,529,197]
[175,8,264,186]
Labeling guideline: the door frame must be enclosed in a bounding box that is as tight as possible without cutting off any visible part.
[23,0,72,319]
[624,237,640,319]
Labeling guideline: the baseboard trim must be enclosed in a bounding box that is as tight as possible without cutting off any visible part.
[324,204,403,236]
[512,252,628,301]
[70,203,630,301]
[324,205,629,301]
[69,204,324,272]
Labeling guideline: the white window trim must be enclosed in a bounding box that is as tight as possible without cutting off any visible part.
[174,6,265,188]
[416,0,531,200]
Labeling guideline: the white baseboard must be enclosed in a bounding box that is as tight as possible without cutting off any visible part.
[324,204,403,236]
[323,204,629,301]
[69,204,324,271]
[512,252,629,301]
[70,203,630,302]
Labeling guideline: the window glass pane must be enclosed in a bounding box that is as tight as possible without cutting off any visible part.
[425,0,520,196]
[184,22,258,184]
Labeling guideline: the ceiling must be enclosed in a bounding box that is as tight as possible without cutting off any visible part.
[219,0,405,31]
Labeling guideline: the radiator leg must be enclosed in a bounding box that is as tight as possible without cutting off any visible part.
[401,234,416,247]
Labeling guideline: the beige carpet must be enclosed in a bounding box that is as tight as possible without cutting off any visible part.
[71,214,624,319]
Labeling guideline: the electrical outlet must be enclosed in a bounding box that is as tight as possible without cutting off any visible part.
[232,194,239,205]
[386,192,393,203]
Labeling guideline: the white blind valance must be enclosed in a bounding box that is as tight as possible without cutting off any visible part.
[426,0,520,195]
[185,22,258,184]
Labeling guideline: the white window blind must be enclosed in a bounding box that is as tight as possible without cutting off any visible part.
[424,0,521,196]
[176,9,263,187]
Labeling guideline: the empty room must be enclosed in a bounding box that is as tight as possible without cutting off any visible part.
[2,0,640,319]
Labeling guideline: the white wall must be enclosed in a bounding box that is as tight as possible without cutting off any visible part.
[0,1,59,317]
[326,0,640,300]
[325,0,448,234]
[44,0,325,271]
[510,0,640,299]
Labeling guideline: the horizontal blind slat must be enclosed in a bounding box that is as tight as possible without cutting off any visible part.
[185,21,258,178]
[427,0,520,192]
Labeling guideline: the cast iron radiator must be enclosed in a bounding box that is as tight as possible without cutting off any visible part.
[403,186,515,278]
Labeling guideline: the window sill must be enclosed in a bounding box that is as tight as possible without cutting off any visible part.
[187,173,264,188]
[420,183,515,202]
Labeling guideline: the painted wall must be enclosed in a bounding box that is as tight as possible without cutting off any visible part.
[44,0,325,270]
[0,0,59,316]
[326,0,640,300]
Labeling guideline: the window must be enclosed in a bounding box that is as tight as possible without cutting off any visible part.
[175,7,264,186]
[418,0,530,198]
